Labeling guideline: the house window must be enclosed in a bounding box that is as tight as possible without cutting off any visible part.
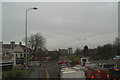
[16,54,18,57]
[20,54,22,57]
[6,52,9,55]
[24,54,26,57]
[16,58,19,60]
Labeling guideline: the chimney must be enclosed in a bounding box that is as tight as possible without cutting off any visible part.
[10,41,15,49]
[19,42,22,46]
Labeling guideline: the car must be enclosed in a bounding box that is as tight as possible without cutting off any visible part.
[72,65,89,73]
[113,56,120,60]
[109,68,120,80]
[58,64,68,77]
[72,65,82,70]
[60,68,86,79]
[58,61,69,66]
[85,62,91,66]
[86,65,109,80]
[60,64,67,69]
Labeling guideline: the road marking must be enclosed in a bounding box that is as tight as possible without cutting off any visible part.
[46,69,50,80]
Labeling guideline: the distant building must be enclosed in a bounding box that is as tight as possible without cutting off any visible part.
[59,49,68,56]
[0,59,13,71]
[1,41,29,66]
[2,41,15,59]
[12,45,27,65]
[68,47,73,54]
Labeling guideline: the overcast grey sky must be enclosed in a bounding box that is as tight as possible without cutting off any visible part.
[2,2,118,50]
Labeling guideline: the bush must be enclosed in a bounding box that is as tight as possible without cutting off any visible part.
[16,71,24,78]
[6,72,15,78]
[3,69,25,78]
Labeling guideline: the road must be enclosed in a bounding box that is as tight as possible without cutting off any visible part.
[28,62,60,80]
[28,60,120,80]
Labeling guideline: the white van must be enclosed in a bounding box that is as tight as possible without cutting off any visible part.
[113,56,120,60]
[60,68,86,80]
[80,57,89,66]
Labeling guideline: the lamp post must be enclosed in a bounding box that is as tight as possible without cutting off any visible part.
[25,7,37,63]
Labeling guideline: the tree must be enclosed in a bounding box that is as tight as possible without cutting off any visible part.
[27,33,46,55]
[68,55,80,66]
[97,44,114,60]
[74,48,82,56]
[84,45,88,57]
[114,37,120,45]
[113,37,120,55]
[51,51,60,61]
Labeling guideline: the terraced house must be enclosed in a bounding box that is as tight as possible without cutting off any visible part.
[1,41,29,66]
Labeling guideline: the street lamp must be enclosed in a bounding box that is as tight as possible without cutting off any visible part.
[25,7,37,63]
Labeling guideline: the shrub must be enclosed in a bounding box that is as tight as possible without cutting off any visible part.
[16,71,24,78]
[6,72,15,78]
[3,69,25,78]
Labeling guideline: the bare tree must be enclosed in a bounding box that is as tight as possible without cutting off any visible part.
[27,33,46,55]
[113,37,120,45]
[84,45,88,57]
[114,37,120,55]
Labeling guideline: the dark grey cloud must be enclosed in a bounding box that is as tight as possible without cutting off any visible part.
[2,2,118,50]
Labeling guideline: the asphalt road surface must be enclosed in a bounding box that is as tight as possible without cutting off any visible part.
[28,62,60,80]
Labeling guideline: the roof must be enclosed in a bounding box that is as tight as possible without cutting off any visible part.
[2,43,30,52]
[13,45,24,53]
[2,44,11,49]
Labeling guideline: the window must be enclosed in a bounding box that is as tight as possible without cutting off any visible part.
[20,54,22,57]
[16,54,18,57]
[24,54,26,57]
[16,58,19,60]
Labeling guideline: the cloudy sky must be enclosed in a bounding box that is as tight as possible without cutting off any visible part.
[2,2,118,50]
